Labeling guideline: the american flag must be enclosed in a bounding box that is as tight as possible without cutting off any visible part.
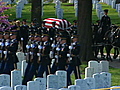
[43,18,71,30]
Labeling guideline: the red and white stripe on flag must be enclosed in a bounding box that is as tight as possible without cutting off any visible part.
[43,18,71,30]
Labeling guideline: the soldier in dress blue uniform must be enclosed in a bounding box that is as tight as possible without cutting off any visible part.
[0,31,5,74]
[55,37,69,70]
[39,21,48,35]
[70,20,78,35]
[37,34,51,77]
[48,21,58,44]
[29,21,39,35]
[22,33,40,85]
[50,33,61,74]
[99,9,111,58]
[3,30,19,74]
[67,35,81,86]
[20,19,29,53]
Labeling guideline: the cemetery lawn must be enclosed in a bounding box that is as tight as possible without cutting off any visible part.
[4,3,120,86]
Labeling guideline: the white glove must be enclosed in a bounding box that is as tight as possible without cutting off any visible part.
[69,46,73,50]
[38,45,43,49]
[55,55,58,59]
[3,51,7,54]
[30,52,33,55]
[0,42,4,46]
[50,38,53,40]
[5,42,10,46]
[67,54,70,57]
[51,44,56,48]
[26,45,30,49]
[37,53,41,56]
[31,44,35,48]
[56,47,60,51]
[21,38,24,41]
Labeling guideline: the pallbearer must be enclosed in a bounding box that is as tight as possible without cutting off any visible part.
[37,34,51,77]
[0,31,4,74]
[3,30,19,74]
[67,35,82,86]
[56,37,69,70]
[22,33,39,85]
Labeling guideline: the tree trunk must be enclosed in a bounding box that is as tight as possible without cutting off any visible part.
[31,0,42,26]
[77,0,94,61]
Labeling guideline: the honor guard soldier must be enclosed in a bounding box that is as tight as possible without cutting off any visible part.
[70,20,78,35]
[29,21,39,35]
[55,37,69,70]
[99,9,111,58]
[38,21,48,35]
[20,19,29,53]
[50,33,61,74]
[37,34,51,78]
[0,31,5,74]
[22,33,39,85]
[48,21,58,44]
[3,31,19,74]
[67,35,81,86]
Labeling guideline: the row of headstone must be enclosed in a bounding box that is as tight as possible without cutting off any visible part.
[47,70,67,89]
[85,60,109,78]
[55,0,63,19]
[74,0,78,17]
[16,0,28,18]
[93,2,104,19]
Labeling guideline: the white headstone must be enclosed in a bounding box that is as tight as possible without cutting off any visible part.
[84,77,95,89]
[112,1,116,9]
[99,11,104,19]
[110,86,120,90]
[93,73,104,89]
[16,52,25,62]
[69,0,74,3]
[34,78,46,90]
[100,72,111,88]
[59,88,68,90]
[85,67,94,78]
[56,70,67,89]
[88,61,98,74]
[57,8,63,19]
[0,74,10,87]
[46,89,58,90]
[0,86,12,90]
[21,60,28,77]
[98,63,102,73]
[100,61,109,72]
[14,85,27,90]
[47,75,58,89]
[27,81,40,90]
[75,79,89,90]
[68,85,81,90]
[16,1,22,18]
[11,70,22,88]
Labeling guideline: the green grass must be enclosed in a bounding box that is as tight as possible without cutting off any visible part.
[4,2,120,86]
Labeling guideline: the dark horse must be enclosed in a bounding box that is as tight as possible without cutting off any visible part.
[92,24,120,61]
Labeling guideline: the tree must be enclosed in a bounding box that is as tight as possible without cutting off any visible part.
[77,0,94,61]
[31,0,42,26]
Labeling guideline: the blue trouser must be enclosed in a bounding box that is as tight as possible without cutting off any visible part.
[57,64,66,70]
[67,65,76,86]
[3,61,14,75]
[0,61,5,74]
[22,62,38,85]
[37,64,49,78]
[51,62,57,74]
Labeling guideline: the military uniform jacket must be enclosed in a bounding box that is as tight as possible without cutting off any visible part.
[20,25,29,40]
[4,39,19,63]
[69,42,81,66]
[29,25,38,35]
[40,41,51,65]
[57,43,68,65]
[49,27,57,38]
